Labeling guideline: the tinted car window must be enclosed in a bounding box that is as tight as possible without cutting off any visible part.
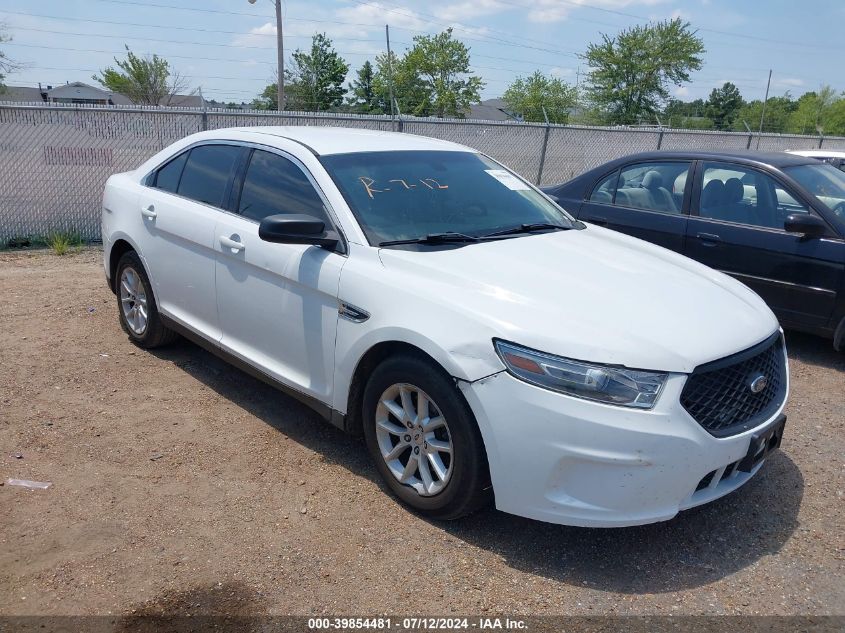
[177,144,241,208]
[700,162,809,229]
[238,150,328,222]
[153,151,188,193]
[589,171,618,203]
[616,162,690,214]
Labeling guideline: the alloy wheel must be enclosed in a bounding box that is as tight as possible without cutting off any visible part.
[375,383,454,496]
[119,266,148,335]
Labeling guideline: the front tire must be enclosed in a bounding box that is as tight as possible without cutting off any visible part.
[362,354,491,520]
[115,251,178,348]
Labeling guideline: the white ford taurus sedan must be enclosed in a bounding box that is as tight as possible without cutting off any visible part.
[102,127,789,527]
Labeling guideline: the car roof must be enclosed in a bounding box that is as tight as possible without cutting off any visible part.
[605,149,818,169]
[787,149,845,159]
[219,126,475,156]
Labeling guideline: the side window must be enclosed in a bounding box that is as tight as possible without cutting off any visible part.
[699,162,809,230]
[616,161,691,214]
[588,171,618,203]
[177,144,241,208]
[237,150,328,222]
[153,151,188,193]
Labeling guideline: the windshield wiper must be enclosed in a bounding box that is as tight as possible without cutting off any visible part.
[378,232,482,247]
[482,223,570,238]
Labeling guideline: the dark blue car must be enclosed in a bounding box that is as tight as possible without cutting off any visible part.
[543,151,845,349]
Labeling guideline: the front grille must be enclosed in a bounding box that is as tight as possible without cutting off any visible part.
[681,332,786,437]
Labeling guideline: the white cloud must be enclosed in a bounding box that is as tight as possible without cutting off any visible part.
[774,77,804,88]
[674,86,690,97]
[526,0,669,23]
[435,0,511,22]
[549,67,575,78]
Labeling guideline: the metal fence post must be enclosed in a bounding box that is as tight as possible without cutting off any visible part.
[818,135,825,149]
[536,107,551,186]
[656,128,664,150]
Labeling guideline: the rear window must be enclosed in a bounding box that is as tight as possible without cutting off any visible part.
[177,145,241,208]
[153,151,188,193]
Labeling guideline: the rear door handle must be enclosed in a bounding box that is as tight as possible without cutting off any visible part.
[696,232,722,245]
[582,215,608,226]
[219,235,245,252]
[140,204,157,219]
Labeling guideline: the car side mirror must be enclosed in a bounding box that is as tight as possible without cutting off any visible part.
[783,213,826,238]
[258,213,339,249]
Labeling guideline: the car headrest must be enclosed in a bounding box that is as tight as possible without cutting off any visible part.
[724,178,744,203]
[641,170,663,190]
[702,179,725,207]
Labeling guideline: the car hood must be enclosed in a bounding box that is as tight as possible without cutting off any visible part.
[377,226,779,374]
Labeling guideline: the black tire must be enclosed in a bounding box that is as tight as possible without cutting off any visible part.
[362,354,491,520]
[115,250,178,348]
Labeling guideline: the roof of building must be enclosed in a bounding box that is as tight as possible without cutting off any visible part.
[467,98,518,122]
[0,86,45,102]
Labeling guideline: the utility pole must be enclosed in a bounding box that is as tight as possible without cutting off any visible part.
[756,69,772,149]
[275,0,284,111]
[386,24,396,131]
[248,0,284,111]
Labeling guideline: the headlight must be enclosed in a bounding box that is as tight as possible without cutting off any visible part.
[494,340,668,409]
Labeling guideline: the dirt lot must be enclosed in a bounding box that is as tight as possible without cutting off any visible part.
[1,248,843,618]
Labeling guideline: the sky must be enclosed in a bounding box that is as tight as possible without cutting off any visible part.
[1,0,842,107]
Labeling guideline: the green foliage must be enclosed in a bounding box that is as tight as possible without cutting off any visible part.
[93,46,188,105]
[397,29,484,118]
[786,86,840,135]
[347,60,387,114]
[732,95,798,133]
[253,83,279,110]
[705,82,743,130]
[45,230,83,256]
[503,71,577,123]
[284,33,349,111]
[583,18,704,125]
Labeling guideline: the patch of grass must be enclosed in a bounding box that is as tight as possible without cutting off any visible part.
[45,230,84,256]
[2,235,47,250]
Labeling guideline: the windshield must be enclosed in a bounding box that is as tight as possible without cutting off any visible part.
[320,151,575,245]
[784,163,845,218]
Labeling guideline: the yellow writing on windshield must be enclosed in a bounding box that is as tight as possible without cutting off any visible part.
[358,176,448,199]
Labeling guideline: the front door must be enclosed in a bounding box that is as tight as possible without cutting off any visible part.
[214,147,346,403]
[685,160,842,330]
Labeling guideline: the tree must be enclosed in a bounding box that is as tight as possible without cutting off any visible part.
[347,60,387,114]
[733,95,797,133]
[93,46,190,105]
[399,28,483,118]
[583,18,704,125]
[283,33,349,111]
[787,86,839,134]
[503,71,577,123]
[0,23,20,92]
[705,82,743,130]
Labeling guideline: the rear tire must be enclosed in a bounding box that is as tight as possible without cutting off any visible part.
[115,251,178,348]
[362,354,491,520]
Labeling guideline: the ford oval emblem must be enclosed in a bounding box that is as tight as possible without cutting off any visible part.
[749,374,768,394]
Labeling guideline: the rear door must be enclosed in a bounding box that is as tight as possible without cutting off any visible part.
[138,143,244,339]
[684,160,843,330]
[577,160,693,252]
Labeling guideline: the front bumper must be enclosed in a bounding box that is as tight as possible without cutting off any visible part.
[460,370,787,528]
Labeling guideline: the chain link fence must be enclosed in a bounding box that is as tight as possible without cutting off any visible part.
[2,102,844,243]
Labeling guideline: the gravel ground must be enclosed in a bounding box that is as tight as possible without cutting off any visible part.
[1,248,843,618]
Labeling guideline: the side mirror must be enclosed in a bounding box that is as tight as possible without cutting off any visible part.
[258,213,339,248]
[783,213,826,237]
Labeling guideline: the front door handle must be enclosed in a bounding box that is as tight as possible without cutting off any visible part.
[219,235,245,252]
[696,232,722,245]
[141,204,157,219]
